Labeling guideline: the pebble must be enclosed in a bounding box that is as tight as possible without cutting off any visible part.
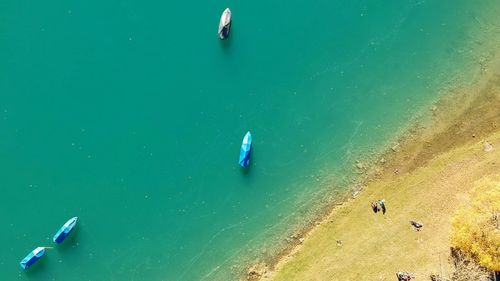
[484,141,493,152]
[391,142,400,152]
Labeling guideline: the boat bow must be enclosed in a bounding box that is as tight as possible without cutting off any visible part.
[239,131,252,167]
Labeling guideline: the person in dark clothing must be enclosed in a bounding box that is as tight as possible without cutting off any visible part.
[410,220,423,231]
[371,202,379,213]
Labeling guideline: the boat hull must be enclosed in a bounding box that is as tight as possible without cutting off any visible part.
[20,247,46,269]
[218,8,232,40]
[239,131,252,167]
[53,217,78,244]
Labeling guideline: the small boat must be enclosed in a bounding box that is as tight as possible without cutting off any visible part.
[20,247,46,269]
[239,131,252,167]
[53,217,78,244]
[218,8,232,40]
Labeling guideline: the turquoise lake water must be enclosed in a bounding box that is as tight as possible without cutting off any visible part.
[1,0,499,280]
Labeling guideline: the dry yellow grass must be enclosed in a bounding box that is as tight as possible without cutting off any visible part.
[262,61,500,281]
[266,132,499,281]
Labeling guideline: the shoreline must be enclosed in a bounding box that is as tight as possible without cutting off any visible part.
[241,39,500,280]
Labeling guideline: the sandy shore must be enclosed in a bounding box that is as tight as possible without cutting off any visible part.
[246,46,500,281]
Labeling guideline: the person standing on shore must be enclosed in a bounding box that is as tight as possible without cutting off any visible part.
[378,199,386,214]
[371,202,379,213]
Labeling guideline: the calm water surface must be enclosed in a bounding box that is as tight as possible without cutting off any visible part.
[1,0,499,280]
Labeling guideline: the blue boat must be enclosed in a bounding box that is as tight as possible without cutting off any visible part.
[53,217,78,244]
[20,247,46,269]
[239,131,252,167]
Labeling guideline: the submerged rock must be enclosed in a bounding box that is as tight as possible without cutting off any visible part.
[246,262,268,280]
[355,161,365,169]
[391,142,400,152]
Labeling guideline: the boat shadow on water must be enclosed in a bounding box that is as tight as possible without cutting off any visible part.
[239,163,252,175]
[219,27,234,51]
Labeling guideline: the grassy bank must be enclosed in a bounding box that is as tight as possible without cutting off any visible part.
[259,56,500,281]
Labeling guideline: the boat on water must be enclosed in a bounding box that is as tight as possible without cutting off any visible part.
[20,247,46,269]
[218,8,232,40]
[53,217,78,244]
[239,131,252,167]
